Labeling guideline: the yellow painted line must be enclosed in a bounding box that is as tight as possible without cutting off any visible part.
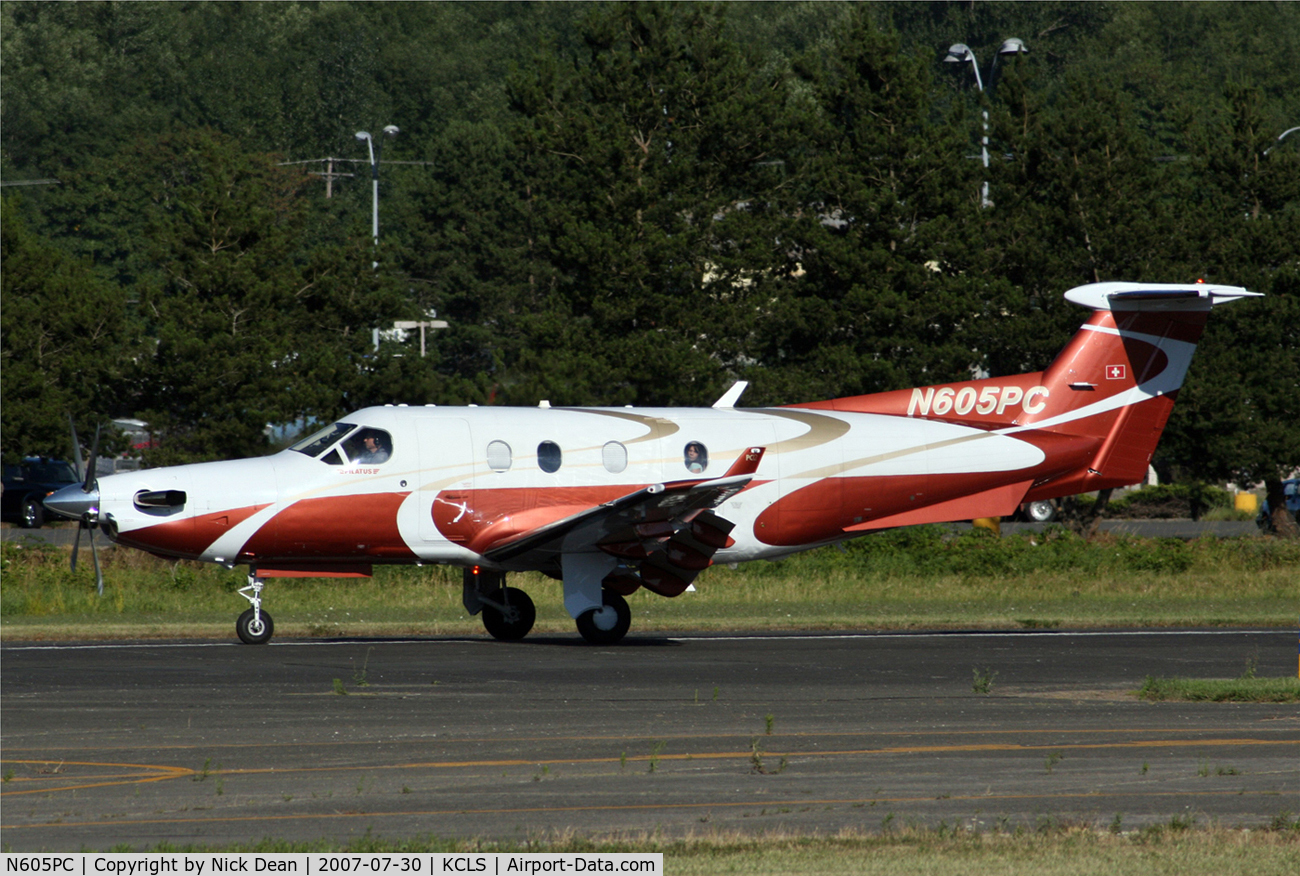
[4,737,1294,792]
[0,760,194,796]
[2,789,1291,832]
[2,725,1293,754]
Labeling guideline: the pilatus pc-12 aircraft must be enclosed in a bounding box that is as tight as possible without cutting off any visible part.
[47,281,1259,645]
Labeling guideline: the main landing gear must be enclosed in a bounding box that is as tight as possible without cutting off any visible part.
[463,566,632,644]
[463,567,538,642]
[236,571,274,644]
[481,586,537,641]
[574,589,631,645]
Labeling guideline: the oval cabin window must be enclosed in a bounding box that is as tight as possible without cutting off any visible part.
[602,441,628,474]
[683,441,708,474]
[538,441,562,473]
[486,440,512,472]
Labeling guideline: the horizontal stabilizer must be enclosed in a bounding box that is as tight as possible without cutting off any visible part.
[1064,282,1261,312]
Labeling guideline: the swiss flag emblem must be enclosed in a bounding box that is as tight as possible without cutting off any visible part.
[1106,364,1127,380]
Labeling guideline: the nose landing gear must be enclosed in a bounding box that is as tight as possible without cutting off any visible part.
[236,571,274,644]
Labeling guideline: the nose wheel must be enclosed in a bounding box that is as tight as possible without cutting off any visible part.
[236,607,274,644]
[236,572,274,644]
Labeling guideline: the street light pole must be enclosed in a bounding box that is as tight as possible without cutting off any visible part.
[1264,126,1300,155]
[355,124,400,267]
[944,39,1026,208]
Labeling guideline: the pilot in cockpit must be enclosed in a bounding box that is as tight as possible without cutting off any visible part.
[355,430,391,464]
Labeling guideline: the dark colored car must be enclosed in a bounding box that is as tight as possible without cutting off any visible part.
[1256,478,1300,532]
[1,458,81,528]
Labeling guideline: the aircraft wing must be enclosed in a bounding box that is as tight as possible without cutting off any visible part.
[484,448,765,595]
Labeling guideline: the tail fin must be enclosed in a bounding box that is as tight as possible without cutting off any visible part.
[809,281,1260,494]
[1017,282,1260,492]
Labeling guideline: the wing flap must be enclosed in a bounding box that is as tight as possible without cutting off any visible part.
[483,474,750,564]
[482,450,765,591]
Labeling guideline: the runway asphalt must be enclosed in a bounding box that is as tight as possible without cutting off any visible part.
[1,629,1297,851]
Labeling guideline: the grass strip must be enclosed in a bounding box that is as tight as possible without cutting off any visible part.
[1136,675,1300,702]
[117,825,1300,875]
[3,526,1299,639]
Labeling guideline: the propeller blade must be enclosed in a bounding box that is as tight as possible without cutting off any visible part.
[71,521,83,572]
[66,418,104,594]
[90,530,103,596]
[83,424,101,493]
[69,414,85,481]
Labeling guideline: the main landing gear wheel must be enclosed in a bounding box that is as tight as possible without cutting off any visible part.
[1024,500,1057,523]
[236,608,274,645]
[481,587,536,642]
[575,589,631,645]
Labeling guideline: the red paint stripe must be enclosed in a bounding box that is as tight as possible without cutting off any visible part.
[240,493,416,563]
[115,505,269,560]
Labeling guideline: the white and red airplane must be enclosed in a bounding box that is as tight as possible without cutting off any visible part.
[46,281,1259,644]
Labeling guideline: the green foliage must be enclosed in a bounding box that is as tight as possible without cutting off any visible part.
[4,530,1296,635]
[0,1,1296,487]
[492,2,808,405]
[972,666,998,695]
[0,198,138,460]
[774,524,1300,583]
[751,10,989,403]
[1106,484,1234,520]
[1137,675,1300,703]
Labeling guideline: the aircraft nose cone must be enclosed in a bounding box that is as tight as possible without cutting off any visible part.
[44,483,99,521]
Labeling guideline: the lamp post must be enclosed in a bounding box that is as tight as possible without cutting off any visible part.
[355,124,400,266]
[944,38,1027,207]
[1264,126,1300,155]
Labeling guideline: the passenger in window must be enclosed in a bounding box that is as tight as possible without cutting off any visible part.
[356,430,391,464]
[684,441,708,474]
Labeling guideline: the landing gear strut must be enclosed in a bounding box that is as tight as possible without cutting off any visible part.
[236,571,274,644]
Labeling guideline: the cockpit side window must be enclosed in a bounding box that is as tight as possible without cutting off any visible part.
[342,428,392,465]
[290,422,357,458]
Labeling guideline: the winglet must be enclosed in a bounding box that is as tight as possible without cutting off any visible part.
[713,381,749,408]
[722,446,765,478]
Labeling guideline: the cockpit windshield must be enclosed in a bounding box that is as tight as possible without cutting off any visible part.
[290,422,357,458]
[289,422,393,466]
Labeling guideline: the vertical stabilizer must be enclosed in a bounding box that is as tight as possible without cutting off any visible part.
[1017,282,1260,491]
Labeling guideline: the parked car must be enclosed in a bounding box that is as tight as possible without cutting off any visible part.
[1256,478,1300,532]
[1,458,81,528]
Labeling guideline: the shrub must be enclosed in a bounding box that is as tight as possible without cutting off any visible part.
[1107,484,1234,520]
